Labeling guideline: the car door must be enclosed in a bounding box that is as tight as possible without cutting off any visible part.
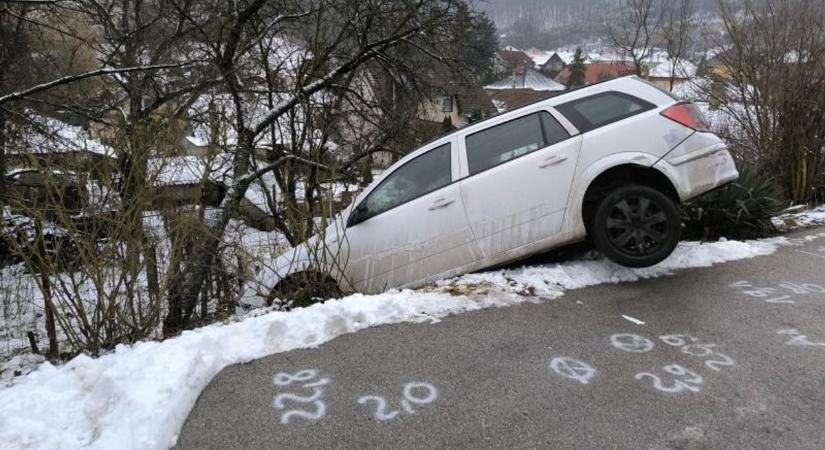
[458,109,583,258]
[343,140,477,293]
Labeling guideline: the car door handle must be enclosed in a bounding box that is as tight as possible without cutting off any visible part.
[539,155,568,168]
[429,198,456,211]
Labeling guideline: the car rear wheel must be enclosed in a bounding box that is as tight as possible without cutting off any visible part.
[590,185,681,268]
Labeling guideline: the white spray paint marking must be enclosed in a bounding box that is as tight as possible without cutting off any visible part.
[273,369,319,386]
[680,344,735,371]
[659,334,699,346]
[658,335,735,371]
[358,396,399,421]
[549,357,596,385]
[550,332,735,396]
[358,382,438,421]
[610,333,655,353]
[778,282,825,294]
[272,369,329,424]
[635,364,704,393]
[778,329,825,347]
[622,315,646,325]
[729,280,825,304]
[402,382,438,413]
[796,250,825,260]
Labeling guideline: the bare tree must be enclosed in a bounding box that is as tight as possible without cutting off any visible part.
[606,0,660,76]
[662,0,694,91]
[0,0,487,354]
[710,0,825,204]
[155,0,468,334]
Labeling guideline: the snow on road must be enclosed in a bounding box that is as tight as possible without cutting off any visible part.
[1,226,825,450]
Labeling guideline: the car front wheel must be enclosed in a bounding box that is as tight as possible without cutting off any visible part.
[590,185,681,268]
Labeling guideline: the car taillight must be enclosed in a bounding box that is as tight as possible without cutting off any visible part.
[661,102,710,132]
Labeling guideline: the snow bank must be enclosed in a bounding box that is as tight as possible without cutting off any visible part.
[448,237,801,298]
[1,233,824,450]
[773,205,825,230]
[800,206,825,226]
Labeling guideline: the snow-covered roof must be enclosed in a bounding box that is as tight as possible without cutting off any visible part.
[529,52,553,67]
[671,77,712,101]
[486,68,566,92]
[13,113,116,158]
[550,50,578,65]
[148,153,233,187]
[647,57,697,79]
[185,92,339,154]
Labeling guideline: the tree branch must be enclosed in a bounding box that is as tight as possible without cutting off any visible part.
[0,63,186,105]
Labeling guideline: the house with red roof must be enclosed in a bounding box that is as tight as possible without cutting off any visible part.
[554,62,636,86]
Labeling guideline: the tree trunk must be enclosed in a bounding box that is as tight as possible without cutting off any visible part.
[164,134,257,335]
[145,242,160,306]
[0,110,6,210]
[35,218,59,357]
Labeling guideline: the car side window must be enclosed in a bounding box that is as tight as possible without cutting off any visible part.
[540,111,570,145]
[465,111,570,176]
[556,92,655,133]
[361,143,452,220]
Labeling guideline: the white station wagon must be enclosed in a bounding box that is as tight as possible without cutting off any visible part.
[268,76,739,298]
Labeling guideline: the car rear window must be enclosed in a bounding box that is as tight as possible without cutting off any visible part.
[557,92,655,133]
[465,111,570,176]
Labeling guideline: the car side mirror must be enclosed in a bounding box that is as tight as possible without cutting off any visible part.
[347,203,370,228]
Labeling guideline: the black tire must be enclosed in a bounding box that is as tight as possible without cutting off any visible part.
[268,272,342,308]
[590,185,681,268]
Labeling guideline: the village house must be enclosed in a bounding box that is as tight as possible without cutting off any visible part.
[538,53,566,76]
[645,57,698,91]
[555,61,636,85]
[418,71,498,129]
[485,68,566,112]
[493,50,535,77]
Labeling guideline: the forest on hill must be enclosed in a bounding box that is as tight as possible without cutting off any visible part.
[479,0,736,48]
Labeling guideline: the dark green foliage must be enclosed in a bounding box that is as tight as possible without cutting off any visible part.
[453,4,499,84]
[681,167,785,241]
[815,170,825,204]
[566,48,586,89]
[441,115,455,132]
[466,109,487,124]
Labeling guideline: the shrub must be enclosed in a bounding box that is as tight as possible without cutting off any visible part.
[815,170,825,205]
[681,166,785,241]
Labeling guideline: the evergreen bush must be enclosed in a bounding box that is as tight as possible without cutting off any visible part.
[681,166,784,241]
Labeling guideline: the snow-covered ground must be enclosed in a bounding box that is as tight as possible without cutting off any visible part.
[0,213,290,362]
[2,204,825,449]
[773,205,825,231]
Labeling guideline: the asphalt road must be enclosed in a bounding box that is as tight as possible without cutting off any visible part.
[177,227,825,450]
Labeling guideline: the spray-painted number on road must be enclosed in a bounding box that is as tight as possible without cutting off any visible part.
[635,365,703,393]
[272,369,330,424]
[658,335,735,371]
[272,370,439,425]
[547,333,739,395]
[778,329,825,347]
[358,383,439,421]
[730,281,825,304]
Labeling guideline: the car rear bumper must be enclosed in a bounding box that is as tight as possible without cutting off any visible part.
[654,142,740,202]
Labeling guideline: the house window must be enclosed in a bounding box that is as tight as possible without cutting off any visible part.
[441,96,454,113]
